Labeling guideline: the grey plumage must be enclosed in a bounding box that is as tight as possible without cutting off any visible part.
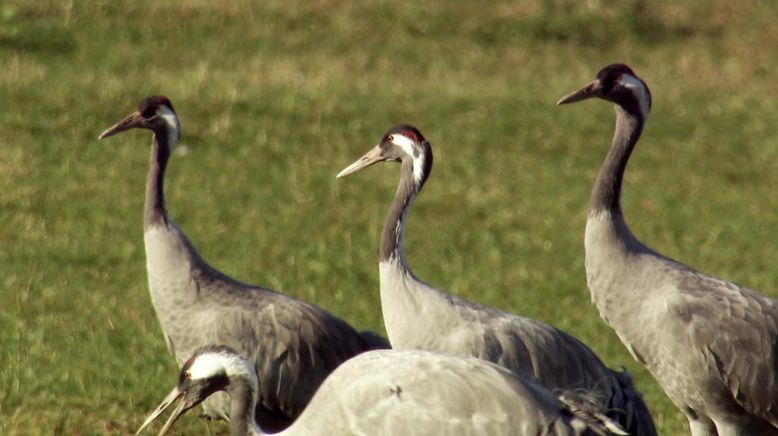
[336,124,657,436]
[558,63,778,436]
[99,96,388,432]
[137,345,628,436]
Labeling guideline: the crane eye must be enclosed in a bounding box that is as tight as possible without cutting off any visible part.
[184,372,192,380]
[141,106,158,119]
[387,135,394,143]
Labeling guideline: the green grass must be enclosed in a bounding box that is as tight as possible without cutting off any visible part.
[3,0,778,434]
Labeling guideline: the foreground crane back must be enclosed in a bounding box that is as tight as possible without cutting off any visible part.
[137,346,628,436]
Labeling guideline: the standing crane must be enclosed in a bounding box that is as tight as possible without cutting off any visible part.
[136,345,627,436]
[558,63,778,436]
[99,96,388,432]
[336,124,656,435]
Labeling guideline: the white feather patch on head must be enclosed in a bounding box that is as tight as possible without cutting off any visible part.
[187,352,227,380]
[620,73,651,120]
[158,105,181,149]
[187,350,255,383]
[392,134,425,185]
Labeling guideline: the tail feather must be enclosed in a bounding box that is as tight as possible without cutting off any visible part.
[556,368,656,436]
[607,369,658,436]
[558,389,627,435]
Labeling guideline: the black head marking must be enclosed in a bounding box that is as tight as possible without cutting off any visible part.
[596,64,635,78]
[595,63,652,113]
[138,95,175,119]
[596,64,635,92]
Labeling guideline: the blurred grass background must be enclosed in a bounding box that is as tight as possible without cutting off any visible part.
[3,0,778,434]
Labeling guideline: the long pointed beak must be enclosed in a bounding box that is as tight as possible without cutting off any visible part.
[557,79,602,105]
[336,145,385,178]
[135,386,183,435]
[156,396,192,436]
[99,111,143,140]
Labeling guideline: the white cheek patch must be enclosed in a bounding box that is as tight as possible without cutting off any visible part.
[158,105,181,148]
[620,73,651,120]
[392,133,416,156]
[413,154,426,185]
[392,134,425,184]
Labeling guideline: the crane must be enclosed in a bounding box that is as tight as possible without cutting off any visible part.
[336,124,656,435]
[99,96,389,432]
[558,63,778,436]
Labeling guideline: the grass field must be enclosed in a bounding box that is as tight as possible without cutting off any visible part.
[3,0,778,434]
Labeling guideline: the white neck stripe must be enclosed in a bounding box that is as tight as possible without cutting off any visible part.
[620,73,651,120]
[158,105,180,148]
[392,134,425,184]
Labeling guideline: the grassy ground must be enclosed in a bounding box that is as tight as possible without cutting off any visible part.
[3,0,778,434]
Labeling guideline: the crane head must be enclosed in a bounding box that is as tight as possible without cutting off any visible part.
[336,124,433,188]
[135,345,256,435]
[557,64,652,120]
[99,96,181,144]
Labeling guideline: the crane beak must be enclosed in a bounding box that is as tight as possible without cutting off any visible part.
[99,111,143,140]
[135,386,184,435]
[557,79,603,105]
[336,144,385,178]
[156,395,194,436]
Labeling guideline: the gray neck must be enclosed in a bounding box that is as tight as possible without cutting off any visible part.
[589,105,644,214]
[145,133,171,229]
[380,160,419,263]
[228,377,261,436]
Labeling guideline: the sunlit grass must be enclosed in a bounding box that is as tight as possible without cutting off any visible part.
[3,0,778,434]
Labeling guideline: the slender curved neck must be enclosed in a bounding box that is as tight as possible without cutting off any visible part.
[380,160,420,265]
[145,132,172,229]
[590,105,645,214]
[227,376,263,436]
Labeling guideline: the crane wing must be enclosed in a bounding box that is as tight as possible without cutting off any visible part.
[673,271,778,426]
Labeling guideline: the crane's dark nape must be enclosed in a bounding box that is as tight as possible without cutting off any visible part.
[99,96,389,432]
